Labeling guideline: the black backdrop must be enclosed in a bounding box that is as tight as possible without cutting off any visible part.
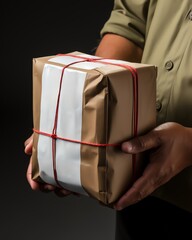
[2,1,116,239]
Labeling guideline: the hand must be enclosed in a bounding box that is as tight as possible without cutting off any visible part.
[24,134,71,196]
[114,122,192,210]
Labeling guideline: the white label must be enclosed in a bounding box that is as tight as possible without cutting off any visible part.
[37,63,87,195]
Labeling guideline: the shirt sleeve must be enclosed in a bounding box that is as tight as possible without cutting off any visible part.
[100,0,150,49]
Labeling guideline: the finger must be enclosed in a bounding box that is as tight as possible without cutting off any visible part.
[26,157,41,191]
[24,134,33,155]
[26,157,57,192]
[114,175,153,210]
[114,161,168,210]
[121,130,161,154]
[54,188,72,197]
[24,134,33,147]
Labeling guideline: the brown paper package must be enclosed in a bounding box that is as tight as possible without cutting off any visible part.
[32,52,157,206]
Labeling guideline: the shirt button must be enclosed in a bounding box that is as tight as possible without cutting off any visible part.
[156,100,162,111]
[165,61,174,71]
[189,10,192,21]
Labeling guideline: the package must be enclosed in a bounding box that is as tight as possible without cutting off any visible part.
[31,51,157,206]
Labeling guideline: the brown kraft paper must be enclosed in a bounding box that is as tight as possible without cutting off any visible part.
[32,52,157,206]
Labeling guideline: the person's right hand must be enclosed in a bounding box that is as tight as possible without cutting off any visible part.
[114,122,192,210]
[24,134,72,196]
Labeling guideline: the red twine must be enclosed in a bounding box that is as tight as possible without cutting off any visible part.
[34,54,138,187]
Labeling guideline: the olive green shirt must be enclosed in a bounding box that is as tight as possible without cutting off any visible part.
[101,0,192,212]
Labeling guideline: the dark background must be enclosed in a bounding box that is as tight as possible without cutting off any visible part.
[2,1,116,239]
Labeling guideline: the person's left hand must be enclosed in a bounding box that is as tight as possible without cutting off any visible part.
[114,122,192,210]
[24,134,71,196]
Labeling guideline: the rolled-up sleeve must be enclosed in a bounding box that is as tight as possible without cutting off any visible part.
[100,0,150,49]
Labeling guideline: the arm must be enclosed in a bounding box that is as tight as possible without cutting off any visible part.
[96,34,192,211]
[95,33,143,62]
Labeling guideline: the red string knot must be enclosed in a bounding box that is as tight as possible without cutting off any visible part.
[51,134,57,139]
[86,58,96,62]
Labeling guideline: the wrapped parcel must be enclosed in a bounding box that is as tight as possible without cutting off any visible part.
[32,52,157,206]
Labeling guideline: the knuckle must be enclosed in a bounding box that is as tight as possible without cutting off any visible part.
[130,137,146,152]
[150,171,170,188]
[131,185,146,202]
[136,137,146,150]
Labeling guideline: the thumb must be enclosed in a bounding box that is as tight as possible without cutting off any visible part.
[121,130,160,154]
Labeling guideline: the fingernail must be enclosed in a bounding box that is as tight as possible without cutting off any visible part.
[121,142,132,152]
[113,204,123,211]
